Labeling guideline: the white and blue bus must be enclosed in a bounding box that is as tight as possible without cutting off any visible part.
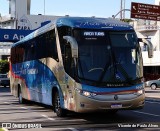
[10,17,153,117]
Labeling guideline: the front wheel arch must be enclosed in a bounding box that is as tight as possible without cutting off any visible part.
[52,87,67,117]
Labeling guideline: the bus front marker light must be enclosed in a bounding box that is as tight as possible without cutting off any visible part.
[75,88,82,94]
[75,88,96,97]
[91,93,97,96]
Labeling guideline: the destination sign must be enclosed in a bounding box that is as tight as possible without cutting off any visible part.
[84,32,105,36]
[131,2,160,21]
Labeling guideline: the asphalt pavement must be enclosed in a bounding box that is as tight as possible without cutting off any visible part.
[145,86,160,102]
[0,86,160,131]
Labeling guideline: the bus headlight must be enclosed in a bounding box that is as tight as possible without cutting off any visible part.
[83,91,97,97]
[75,88,96,97]
[83,91,91,97]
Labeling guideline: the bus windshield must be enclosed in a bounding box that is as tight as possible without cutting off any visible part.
[73,29,143,86]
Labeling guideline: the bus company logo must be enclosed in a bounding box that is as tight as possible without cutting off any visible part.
[116,73,121,80]
[114,95,118,100]
[2,123,42,129]
[2,123,11,129]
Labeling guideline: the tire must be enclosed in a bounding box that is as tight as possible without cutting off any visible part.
[18,87,25,104]
[53,91,66,117]
[150,83,157,90]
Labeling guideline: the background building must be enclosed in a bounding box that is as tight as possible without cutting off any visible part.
[132,0,160,80]
[1,0,160,81]
[0,0,60,59]
[0,0,60,30]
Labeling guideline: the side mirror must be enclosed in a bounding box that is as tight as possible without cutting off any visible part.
[139,38,153,58]
[63,36,78,58]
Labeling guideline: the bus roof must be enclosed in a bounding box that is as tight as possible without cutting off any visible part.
[56,17,133,30]
[12,17,134,47]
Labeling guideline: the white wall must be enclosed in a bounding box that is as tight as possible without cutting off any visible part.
[10,0,30,18]
[155,0,160,5]
[143,51,160,66]
[17,14,60,30]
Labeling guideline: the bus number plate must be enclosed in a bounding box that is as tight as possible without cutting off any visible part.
[111,104,122,108]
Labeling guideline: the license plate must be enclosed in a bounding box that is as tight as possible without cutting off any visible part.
[111,104,122,108]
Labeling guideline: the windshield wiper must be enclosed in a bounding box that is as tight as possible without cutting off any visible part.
[78,76,103,86]
[132,77,143,84]
[97,47,135,86]
[97,43,118,85]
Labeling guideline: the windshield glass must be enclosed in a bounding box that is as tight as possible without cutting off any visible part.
[73,29,143,86]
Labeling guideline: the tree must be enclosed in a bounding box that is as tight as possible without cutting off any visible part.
[120,19,133,23]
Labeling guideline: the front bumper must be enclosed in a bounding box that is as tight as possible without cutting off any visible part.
[75,92,145,113]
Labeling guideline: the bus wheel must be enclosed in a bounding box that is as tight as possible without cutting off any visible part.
[18,87,25,104]
[53,91,66,117]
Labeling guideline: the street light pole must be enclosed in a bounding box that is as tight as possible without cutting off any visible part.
[44,0,45,15]
[123,0,125,19]
[120,0,126,19]
[112,9,131,19]
[120,0,122,19]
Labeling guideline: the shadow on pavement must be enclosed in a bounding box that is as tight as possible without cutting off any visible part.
[145,90,160,93]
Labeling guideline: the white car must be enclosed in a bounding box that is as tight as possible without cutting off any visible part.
[145,78,160,90]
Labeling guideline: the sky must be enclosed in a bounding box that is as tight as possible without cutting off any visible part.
[0,0,155,18]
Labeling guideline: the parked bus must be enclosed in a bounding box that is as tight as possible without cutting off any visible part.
[10,17,153,117]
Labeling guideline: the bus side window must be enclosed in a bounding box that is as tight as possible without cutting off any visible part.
[12,44,24,63]
[35,35,46,59]
[24,43,30,61]
[34,29,58,61]
[47,30,58,61]
[64,44,72,72]
[57,26,76,78]
[64,41,76,78]
[23,40,36,61]
[58,26,72,61]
